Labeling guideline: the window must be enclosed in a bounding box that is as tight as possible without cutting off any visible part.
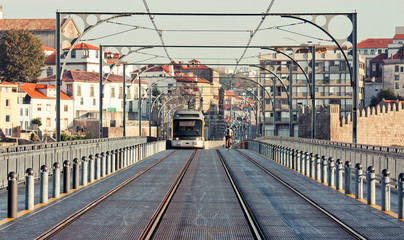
[25,121,28,130]
[401,67,404,72]
[93,99,96,106]
[25,109,28,116]
[80,97,84,105]
[20,108,23,116]
[119,87,123,98]
[95,50,99,58]
[71,50,76,58]
[395,65,399,72]
[111,87,116,98]
[5,115,10,122]
[5,98,9,107]
[64,118,68,129]
[46,118,51,128]
[395,75,400,81]
[37,104,42,111]
[82,49,89,58]
[46,104,51,112]
[46,67,53,76]
[90,86,94,97]
[5,128,11,136]
[66,84,73,96]
[395,82,400,89]
[64,105,68,112]
[77,85,82,96]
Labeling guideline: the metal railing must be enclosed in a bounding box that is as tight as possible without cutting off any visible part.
[0,136,151,189]
[5,140,166,218]
[236,140,404,220]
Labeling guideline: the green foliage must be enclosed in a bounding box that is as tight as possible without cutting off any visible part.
[31,118,42,127]
[219,72,256,90]
[56,131,95,141]
[369,87,402,107]
[0,29,46,82]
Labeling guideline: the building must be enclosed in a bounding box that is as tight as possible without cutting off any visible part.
[17,82,74,133]
[0,82,19,137]
[383,51,404,97]
[258,45,365,136]
[0,15,80,49]
[41,43,121,78]
[38,70,149,124]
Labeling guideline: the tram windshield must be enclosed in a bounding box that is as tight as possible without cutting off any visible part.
[173,119,202,137]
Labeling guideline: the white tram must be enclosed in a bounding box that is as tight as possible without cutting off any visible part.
[170,110,205,149]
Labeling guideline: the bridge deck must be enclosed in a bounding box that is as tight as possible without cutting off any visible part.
[0,149,402,239]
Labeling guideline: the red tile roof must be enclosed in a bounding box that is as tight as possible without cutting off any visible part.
[63,43,99,51]
[38,70,148,84]
[357,38,392,49]
[393,34,404,40]
[45,52,56,64]
[42,46,55,52]
[18,82,73,100]
[0,19,56,31]
[0,81,18,86]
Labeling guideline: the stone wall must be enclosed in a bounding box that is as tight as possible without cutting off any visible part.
[298,103,404,146]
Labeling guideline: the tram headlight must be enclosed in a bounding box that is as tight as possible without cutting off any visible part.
[175,137,179,140]
[195,137,200,141]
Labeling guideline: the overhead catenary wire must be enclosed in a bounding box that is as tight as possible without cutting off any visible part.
[143,0,174,63]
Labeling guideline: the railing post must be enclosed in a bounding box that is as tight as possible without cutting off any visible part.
[131,146,135,164]
[345,161,352,194]
[111,150,116,173]
[328,157,335,187]
[315,154,321,181]
[53,163,60,198]
[321,155,327,184]
[95,153,101,180]
[302,151,307,175]
[89,155,95,183]
[309,153,314,178]
[73,158,80,189]
[355,163,363,199]
[381,169,390,212]
[336,159,343,191]
[295,150,300,172]
[25,168,34,210]
[40,165,49,204]
[101,152,106,177]
[7,172,17,218]
[63,160,70,194]
[81,156,88,186]
[106,151,111,175]
[367,166,376,205]
[399,173,404,220]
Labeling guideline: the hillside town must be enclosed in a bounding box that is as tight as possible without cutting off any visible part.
[0,6,403,146]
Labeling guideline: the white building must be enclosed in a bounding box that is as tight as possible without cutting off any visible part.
[40,43,122,78]
[18,83,74,132]
[38,70,149,121]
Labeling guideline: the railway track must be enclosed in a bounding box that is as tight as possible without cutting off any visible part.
[234,149,368,240]
[35,150,179,240]
[34,148,370,239]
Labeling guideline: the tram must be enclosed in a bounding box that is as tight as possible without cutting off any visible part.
[170,109,205,149]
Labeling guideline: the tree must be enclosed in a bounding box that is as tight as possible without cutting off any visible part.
[369,87,402,107]
[31,118,42,127]
[0,29,45,82]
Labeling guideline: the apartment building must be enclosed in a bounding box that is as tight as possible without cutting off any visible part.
[0,82,19,137]
[258,45,365,136]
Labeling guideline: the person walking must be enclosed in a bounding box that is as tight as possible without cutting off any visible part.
[225,125,233,149]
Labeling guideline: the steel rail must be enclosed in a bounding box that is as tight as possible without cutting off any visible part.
[139,149,197,240]
[35,149,179,240]
[235,149,368,240]
[216,150,266,240]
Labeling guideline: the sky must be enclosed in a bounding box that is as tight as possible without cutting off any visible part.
[1,0,403,67]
